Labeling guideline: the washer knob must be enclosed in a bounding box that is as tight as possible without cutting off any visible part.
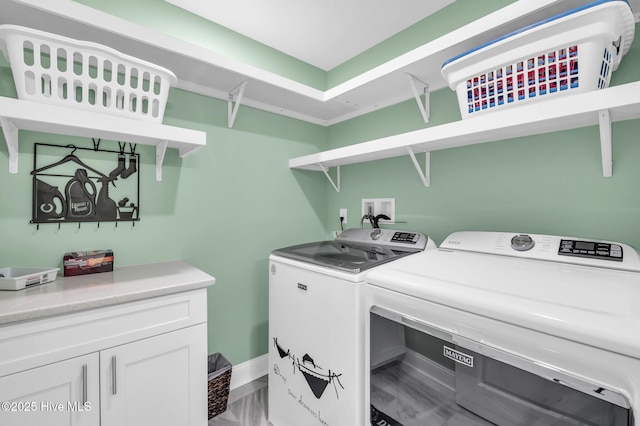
[370,229,383,240]
[511,234,535,251]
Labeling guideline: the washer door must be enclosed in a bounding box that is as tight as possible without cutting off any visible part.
[272,241,412,273]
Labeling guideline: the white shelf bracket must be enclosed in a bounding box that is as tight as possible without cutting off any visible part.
[319,164,340,192]
[407,147,430,188]
[228,80,248,128]
[155,140,168,182]
[598,109,612,178]
[406,73,430,123]
[0,117,19,173]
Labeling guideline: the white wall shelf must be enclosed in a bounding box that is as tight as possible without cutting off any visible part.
[289,82,640,189]
[0,0,638,185]
[0,97,206,181]
[2,0,637,126]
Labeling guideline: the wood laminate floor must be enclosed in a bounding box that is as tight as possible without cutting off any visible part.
[208,376,269,426]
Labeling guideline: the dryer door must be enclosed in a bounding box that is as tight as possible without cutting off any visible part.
[370,306,632,426]
[454,342,631,426]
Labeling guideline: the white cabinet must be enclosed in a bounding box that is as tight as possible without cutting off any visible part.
[0,289,209,426]
[0,353,100,426]
[100,324,207,426]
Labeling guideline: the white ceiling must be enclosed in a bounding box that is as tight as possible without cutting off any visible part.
[163,0,455,71]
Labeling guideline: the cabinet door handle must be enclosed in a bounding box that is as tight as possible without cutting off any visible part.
[111,356,117,395]
[82,364,88,404]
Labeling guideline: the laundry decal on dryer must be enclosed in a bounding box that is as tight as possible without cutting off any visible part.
[273,337,296,374]
[297,353,344,399]
[272,364,287,385]
[272,337,345,399]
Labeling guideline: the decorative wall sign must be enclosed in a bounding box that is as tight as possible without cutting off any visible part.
[31,141,140,226]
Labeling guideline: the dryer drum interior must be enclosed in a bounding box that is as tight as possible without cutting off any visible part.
[369,308,633,426]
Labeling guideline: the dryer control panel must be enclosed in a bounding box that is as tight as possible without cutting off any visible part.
[559,239,623,262]
[441,231,640,272]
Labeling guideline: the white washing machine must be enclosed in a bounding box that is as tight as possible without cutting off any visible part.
[364,231,640,426]
[268,228,436,426]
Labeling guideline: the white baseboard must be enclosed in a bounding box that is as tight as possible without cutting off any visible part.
[230,353,269,390]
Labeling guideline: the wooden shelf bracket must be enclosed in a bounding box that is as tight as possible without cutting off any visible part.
[228,81,248,128]
[0,117,19,173]
[407,147,431,188]
[406,73,430,124]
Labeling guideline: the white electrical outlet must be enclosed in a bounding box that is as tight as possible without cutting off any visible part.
[361,198,395,224]
[339,208,347,225]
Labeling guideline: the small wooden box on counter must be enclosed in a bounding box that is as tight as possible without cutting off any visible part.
[63,249,114,277]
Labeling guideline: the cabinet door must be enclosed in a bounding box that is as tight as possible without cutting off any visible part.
[100,323,207,426]
[0,353,100,426]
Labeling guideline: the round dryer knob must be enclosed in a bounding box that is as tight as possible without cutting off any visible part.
[370,229,383,240]
[511,234,535,251]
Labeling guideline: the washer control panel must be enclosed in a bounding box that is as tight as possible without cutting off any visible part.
[559,239,623,262]
[391,232,420,244]
[336,228,430,251]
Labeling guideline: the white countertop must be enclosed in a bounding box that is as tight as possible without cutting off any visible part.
[0,260,215,325]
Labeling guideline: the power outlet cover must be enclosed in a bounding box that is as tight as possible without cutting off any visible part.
[339,208,347,225]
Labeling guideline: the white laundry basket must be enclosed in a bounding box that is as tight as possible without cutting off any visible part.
[0,25,177,122]
[441,0,635,119]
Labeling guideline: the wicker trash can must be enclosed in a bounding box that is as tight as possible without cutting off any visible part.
[208,353,232,419]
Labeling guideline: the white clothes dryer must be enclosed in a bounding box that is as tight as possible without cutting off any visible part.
[364,231,640,426]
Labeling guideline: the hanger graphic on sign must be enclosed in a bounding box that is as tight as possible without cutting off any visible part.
[31,144,108,178]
